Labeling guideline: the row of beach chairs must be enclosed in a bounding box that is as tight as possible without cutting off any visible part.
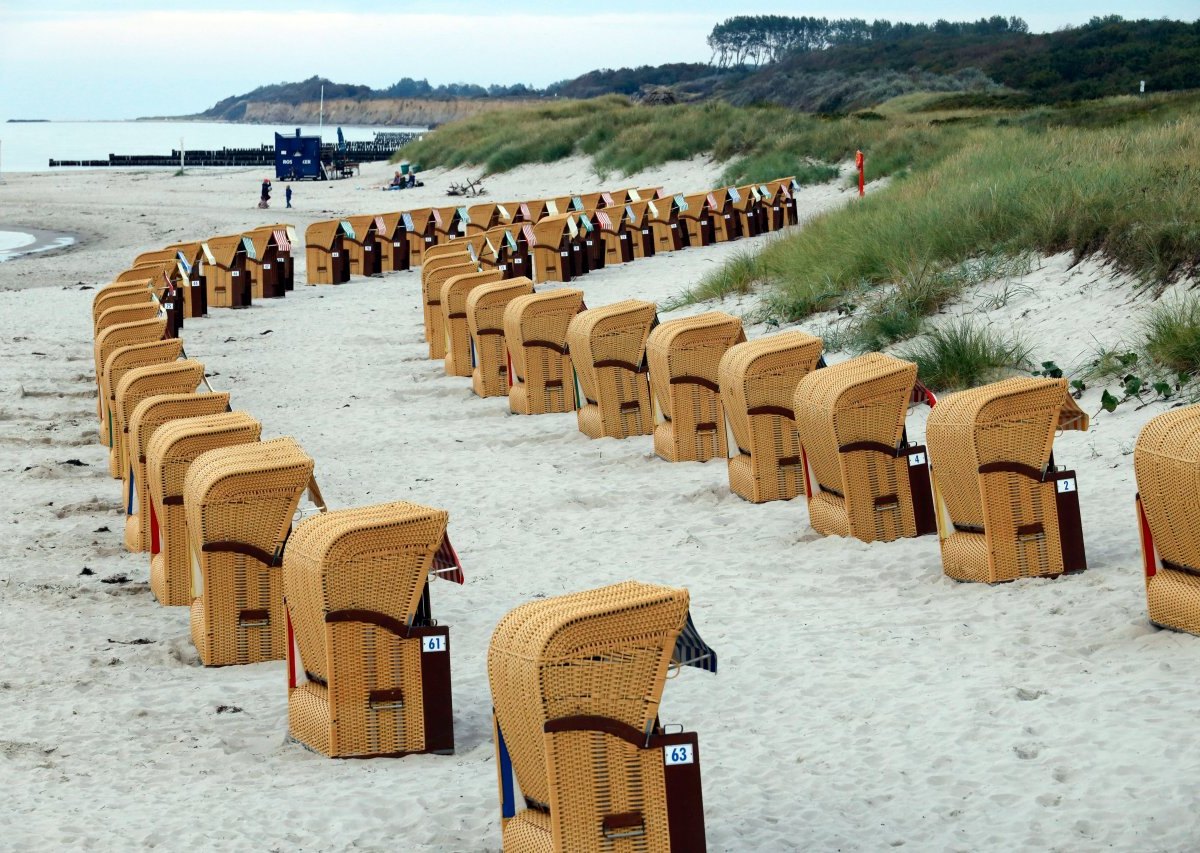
[416,273,1094,586]
[123,225,298,324]
[304,178,803,287]
[91,198,722,849]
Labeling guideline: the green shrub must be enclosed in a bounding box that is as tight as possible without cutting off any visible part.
[1143,297,1200,375]
[899,319,1031,390]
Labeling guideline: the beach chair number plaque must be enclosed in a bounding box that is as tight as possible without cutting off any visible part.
[664,744,694,765]
[232,271,239,276]
[263,264,271,269]
[422,635,447,653]
[332,252,340,257]
[908,452,926,466]
[1056,477,1076,493]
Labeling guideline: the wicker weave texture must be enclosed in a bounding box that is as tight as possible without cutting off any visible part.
[98,338,182,449]
[125,392,231,555]
[422,258,477,358]
[504,289,584,415]
[146,410,257,606]
[113,360,205,491]
[646,312,744,462]
[466,277,535,398]
[96,302,160,339]
[92,283,151,326]
[566,301,657,440]
[440,269,504,377]
[718,331,823,503]
[94,318,167,426]
[927,377,1083,583]
[1134,406,1200,633]
[487,581,689,811]
[793,353,919,543]
[183,437,313,666]
[283,501,448,757]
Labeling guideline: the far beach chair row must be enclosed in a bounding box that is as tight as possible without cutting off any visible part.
[304,177,804,287]
[88,273,717,851]
[116,225,299,335]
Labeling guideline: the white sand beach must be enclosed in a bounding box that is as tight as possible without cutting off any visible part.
[1,158,1199,852]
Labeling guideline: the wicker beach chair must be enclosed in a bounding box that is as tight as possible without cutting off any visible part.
[98,337,181,452]
[646,312,745,463]
[528,215,577,283]
[113,360,206,501]
[646,196,688,253]
[145,407,259,607]
[377,212,411,272]
[283,501,459,758]
[1134,406,1200,634]
[708,188,741,243]
[184,437,314,666]
[94,321,169,446]
[405,208,438,265]
[304,220,352,285]
[343,214,383,278]
[489,581,715,853]
[504,289,585,415]
[422,256,478,359]
[466,277,535,398]
[93,287,154,335]
[792,353,936,543]
[764,177,799,229]
[124,392,234,555]
[718,332,823,503]
[926,377,1088,583]
[591,208,633,267]
[166,240,213,314]
[92,280,152,322]
[440,269,504,377]
[567,300,658,440]
[244,225,294,298]
[95,302,160,341]
[203,234,254,307]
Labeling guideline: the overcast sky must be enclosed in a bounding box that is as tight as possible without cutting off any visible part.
[1,1,1195,120]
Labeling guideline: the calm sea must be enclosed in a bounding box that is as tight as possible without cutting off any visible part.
[0,121,425,173]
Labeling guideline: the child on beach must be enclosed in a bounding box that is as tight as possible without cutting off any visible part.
[285,185,293,208]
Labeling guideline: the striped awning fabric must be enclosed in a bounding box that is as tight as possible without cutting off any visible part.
[340,220,356,240]
[601,192,614,206]
[273,229,292,252]
[175,251,192,273]
[402,212,414,231]
[595,210,613,230]
[374,216,386,233]
[431,208,443,226]
[521,223,536,245]
[728,187,742,202]
[673,611,717,673]
[571,196,583,210]
[519,202,531,218]
[457,206,470,222]
[624,204,637,224]
[674,194,688,210]
[911,381,937,409]
[432,534,464,584]
[706,192,718,208]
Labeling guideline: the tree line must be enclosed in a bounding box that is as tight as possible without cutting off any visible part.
[707,15,1029,66]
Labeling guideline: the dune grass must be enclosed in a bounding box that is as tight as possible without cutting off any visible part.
[1142,296,1200,375]
[694,115,1200,324]
[400,96,969,184]
[898,319,1032,391]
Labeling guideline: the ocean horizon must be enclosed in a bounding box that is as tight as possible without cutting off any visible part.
[0,120,425,173]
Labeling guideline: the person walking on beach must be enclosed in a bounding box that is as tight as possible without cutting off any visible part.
[259,178,272,209]
[285,185,293,208]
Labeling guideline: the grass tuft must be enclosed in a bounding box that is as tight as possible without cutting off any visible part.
[1142,297,1200,375]
[899,318,1031,391]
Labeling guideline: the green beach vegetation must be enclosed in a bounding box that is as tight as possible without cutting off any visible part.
[400,88,1200,389]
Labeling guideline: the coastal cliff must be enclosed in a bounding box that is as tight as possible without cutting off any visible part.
[235,97,526,127]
